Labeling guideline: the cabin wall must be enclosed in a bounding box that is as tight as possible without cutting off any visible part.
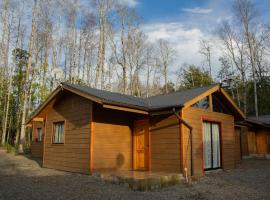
[182,107,235,177]
[92,105,133,171]
[247,130,257,154]
[150,114,181,173]
[31,121,44,158]
[240,127,270,156]
[43,93,92,174]
[240,127,249,156]
[234,127,241,165]
[255,129,269,154]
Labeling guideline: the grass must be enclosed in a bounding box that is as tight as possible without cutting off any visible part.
[0,142,31,155]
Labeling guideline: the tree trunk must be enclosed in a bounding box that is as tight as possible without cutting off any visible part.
[19,0,37,152]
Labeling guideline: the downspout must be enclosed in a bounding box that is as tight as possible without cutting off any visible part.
[173,108,193,177]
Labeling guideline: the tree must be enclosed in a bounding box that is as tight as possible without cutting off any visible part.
[156,39,174,94]
[161,81,175,94]
[233,0,260,117]
[199,39,212,78]
[177,64,213,89]
[19,0,37,152]
[218,21,248,114]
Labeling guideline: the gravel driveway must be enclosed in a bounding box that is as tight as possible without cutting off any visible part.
[0,150,270,200]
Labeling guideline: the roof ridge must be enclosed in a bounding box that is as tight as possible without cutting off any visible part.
[147,83,220,99]
[62,82,149,107]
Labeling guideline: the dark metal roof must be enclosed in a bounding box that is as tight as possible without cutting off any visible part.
[247,115,270,126]
[62,82,149,109]
[147,84,219,109]
[62,82,220,111]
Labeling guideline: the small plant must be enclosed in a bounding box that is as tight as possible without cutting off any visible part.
[23,143,31,154]
[6,143,13,153]
[5,143,19,155]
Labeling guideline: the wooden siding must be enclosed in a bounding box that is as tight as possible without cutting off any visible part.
[256,130,269,154]
[234,127,241,164]
[240,127,249,156]
[31,121,44,158]
[150,115,181,173]
[182,107,235,177]
[247,131,257,154]
[43,92,92,174]
[92,105,133,171]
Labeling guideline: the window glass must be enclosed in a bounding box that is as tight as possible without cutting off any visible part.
[192,96,209,110]
[53,122,64,144]
[37,128,42,142]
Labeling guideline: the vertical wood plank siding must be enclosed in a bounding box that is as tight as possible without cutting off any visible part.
[182,107,235,177]
[30,121,44,158]
[92,105,133,171]
[43,92,92,174]
[255,129,269,154]
[234,127,241,164]
[241,128,270,156]
[150,115,181,173]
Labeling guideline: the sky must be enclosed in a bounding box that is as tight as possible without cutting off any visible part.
[121,0,270,80]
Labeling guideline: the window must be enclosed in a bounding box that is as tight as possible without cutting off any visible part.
[192,96,209,110]
[53,122,65,144]
[37,128,42,142]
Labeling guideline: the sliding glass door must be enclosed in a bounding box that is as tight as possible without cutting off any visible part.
[203,122,221,170]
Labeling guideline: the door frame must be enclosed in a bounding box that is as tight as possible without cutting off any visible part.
[133,119,150,171]
[202,118,223,171]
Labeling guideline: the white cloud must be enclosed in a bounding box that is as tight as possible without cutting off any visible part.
[116,0,139,7]
[182,7,212,14]
[142,22,222,79]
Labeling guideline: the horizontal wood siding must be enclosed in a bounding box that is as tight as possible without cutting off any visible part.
[182,107,235,177]
[150,115,181,173]
[31,121,44,158]
[43,92,92,174]
[92,105,133,171]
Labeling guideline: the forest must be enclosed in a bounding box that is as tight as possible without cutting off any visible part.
[0,0,269,151]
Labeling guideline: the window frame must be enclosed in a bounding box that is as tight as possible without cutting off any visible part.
[36,127,43,142]
[201,118,223,172]
[191,96,210,110]
[52,121,65,145]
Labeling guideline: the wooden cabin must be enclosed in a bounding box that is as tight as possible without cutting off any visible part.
[239,116,270,158]
[27,83,245,177]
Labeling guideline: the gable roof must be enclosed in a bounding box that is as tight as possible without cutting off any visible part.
[27,82,245,124]
[62,82,149,109]
[63,82,221,110]
[246,115,270,127]
[147,84,220,109]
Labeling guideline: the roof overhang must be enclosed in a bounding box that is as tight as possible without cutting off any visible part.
[26,84,150,125]
[182,84,245,120]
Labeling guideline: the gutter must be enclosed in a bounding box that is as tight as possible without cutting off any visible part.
[172,107,194,178]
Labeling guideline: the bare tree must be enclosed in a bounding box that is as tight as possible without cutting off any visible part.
[199,39,212,78]
[218,21,248,114]
[233,0,259,117]
[156,39,174,94]
[19,0,37,151]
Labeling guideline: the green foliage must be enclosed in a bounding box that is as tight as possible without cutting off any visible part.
[5,143,18,155]
[161,81,175,94]
[23,143,31,154]
[247,77,270,116]
[178,65,213,89]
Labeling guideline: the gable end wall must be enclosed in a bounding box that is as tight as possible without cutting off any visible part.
[43,93,92,174]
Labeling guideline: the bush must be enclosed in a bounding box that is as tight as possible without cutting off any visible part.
[23,143,31,154]
[6,143,19,155]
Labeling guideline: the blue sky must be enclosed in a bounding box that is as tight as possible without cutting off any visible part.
[121,0,270,79]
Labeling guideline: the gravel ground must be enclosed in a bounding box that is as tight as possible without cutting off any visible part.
[0,150,270,200]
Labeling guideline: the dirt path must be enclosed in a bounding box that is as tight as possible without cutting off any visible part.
[0,150,270,200]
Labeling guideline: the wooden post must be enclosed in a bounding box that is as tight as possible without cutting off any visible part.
[209,94,213,112]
